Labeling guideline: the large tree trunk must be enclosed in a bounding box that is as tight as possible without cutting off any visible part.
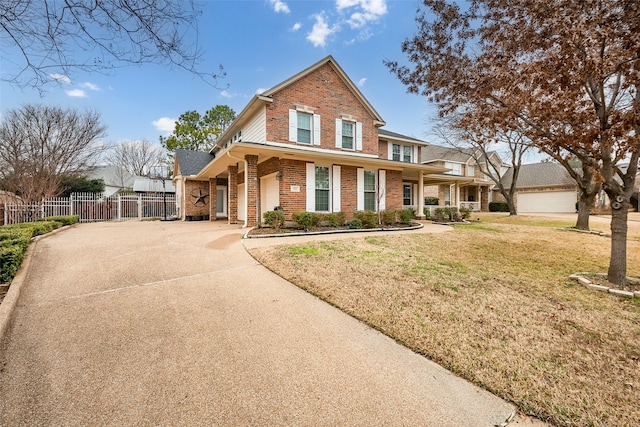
[575,188,596,230]
[506,196,517,216]
[607,198,629,287]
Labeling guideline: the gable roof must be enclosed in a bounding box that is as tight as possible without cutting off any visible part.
[502,162,576,188]
[261,56,385,126]
[422,144,474,164]
[85,165,136,188]
[175,148,215,176]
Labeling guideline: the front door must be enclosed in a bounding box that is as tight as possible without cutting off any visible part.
[216,186,227,218]
[403,183,412,208]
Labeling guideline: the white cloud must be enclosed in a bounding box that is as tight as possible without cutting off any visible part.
[291,22,302,32]
[50,74,71,84]
[80,82,100,91]
[152,117,176,135]
[268,0,290,14]
[357,77,367,87]
[307,13,339,48]
[66,89,87,98]
[336,0,388,29]
[220,90,233,98]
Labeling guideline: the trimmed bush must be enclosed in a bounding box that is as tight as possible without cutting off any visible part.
[353,210,377,228]
[346,218,362,229]
[398,208,415,224]
[324,212,346,227]
[381,210,397,226]
[423,208,431,220]
[263,210,285,229]
[459,207,472,220]
[292,212,320,230]
[38,215,79,226]
[489,201,510,212]
[0,245,26,284]
[424,197,440,205]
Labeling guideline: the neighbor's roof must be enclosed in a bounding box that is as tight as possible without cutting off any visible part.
[502,162,575,188]
[175,148,214,176]
[85,165,136,188]
[421,144,474,164]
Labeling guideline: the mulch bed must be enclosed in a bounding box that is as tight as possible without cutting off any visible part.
[246,223,417,237]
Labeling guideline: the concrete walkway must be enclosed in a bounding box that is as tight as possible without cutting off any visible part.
[0,221,531,426]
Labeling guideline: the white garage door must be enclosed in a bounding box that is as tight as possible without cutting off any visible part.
[261,174,280,215]
[517,191,576,213]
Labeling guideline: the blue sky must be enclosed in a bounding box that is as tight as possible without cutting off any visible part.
[1,0,438,147]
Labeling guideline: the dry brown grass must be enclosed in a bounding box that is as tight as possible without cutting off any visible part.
[248,214,640,427]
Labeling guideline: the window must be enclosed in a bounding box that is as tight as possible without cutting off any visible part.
[392,144,400,161]
[403,146,412,163]
[403,184,412,207]
[315,166,330,211]
[289,109,320,145]
[297,112,312,144]
[467,165,475,177]
[342,121,354,149]
[445,162,462,175]
[364,170,376,211]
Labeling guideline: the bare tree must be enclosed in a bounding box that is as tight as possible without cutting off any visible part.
[0,0,224,91]
[433,114,531,215]
[0,104,106,202]
[386,0,639,286]
[107,140,164,177]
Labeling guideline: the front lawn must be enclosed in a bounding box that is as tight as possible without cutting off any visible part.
[248,213,640,427]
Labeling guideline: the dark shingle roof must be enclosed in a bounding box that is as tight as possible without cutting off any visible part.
[378,129,427,144]
[502,162,575,188]
[175,149,214,176]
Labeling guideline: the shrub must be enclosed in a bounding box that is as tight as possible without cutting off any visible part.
[324,212,346,227]
[433,207,447,222]
[459,207,472,220]
[381,210,397,226]
[292,211,320,230]
[489,201,510,212]
[263,210,285,229]
[424,197,440,205]
[346,218,362,229]
[353,210,377,228]
[398,208,415,224]
[0,245,25,284]
[423,208,431,220]
[38,215,79,226]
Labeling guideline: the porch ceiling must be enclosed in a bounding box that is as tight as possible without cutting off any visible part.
[195,141,449,180]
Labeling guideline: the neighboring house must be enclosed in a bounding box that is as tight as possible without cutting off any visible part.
[172,56,447,224]
[420,144,507,211]
[85,165,137,196]
[133,178,176,195]
[494,162,578,213]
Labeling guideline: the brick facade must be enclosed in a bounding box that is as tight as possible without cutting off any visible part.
[245,155,259,227]
[228,165,238,224]
[265,63,379,156]
[183,180,210,219]
[385,170,403,211]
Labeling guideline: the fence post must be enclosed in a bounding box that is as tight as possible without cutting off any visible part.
[2,203,6,226]
[138,194,143,219]
[70,194,74,216]
[117,195,122,221]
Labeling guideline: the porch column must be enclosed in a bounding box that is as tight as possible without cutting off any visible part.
[455,182,461,209]
[245,154,259,227]
[417,171,425,219]
[209,178,217,221]
[228,165,238,224]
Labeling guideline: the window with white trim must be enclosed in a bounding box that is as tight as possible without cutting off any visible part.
[403,184,412,207]
[315,166,330,212]
[392,144,400,161]
[403,146,412,163]
[364,170,376,211]
[342,121,354,149]
[467,165,475,177]
[445,162,462,175]
[289,109,320,145]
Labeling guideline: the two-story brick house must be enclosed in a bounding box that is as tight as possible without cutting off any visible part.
[173,56,447,226]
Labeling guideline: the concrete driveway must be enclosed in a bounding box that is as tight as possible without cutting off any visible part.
[0,221,527,426]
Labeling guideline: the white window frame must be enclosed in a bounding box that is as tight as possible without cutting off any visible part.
[445,162,462,175]
[336,118,362,150]
[315,165,331,212]
[289,109,320,145]
[392,144,401,161]
[467,165,475,177]
[363,170,377,211]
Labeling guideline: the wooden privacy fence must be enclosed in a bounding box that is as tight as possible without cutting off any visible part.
[2,193,176,225]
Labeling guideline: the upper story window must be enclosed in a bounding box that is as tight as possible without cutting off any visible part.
[403,146,412,163]
[467,165,475,177]
[335,117,362,150]
[289,108,320,145]
[389,143,415,163]
[445,162,462,175]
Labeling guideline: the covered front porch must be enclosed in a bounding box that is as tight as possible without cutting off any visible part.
[422,174,494,214]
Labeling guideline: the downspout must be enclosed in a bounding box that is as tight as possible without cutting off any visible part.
[226,151,249,228]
